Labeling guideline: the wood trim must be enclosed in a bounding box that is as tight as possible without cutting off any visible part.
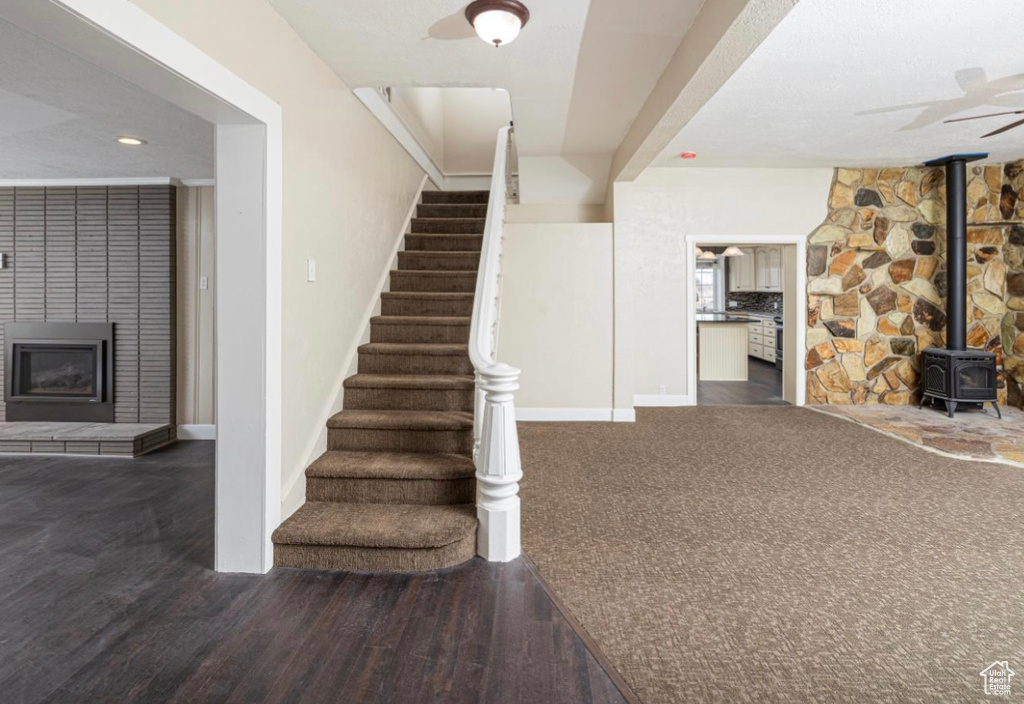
[520,554,643,704]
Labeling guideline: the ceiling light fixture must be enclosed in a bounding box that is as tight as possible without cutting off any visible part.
[722,246,744,257]
[465,0,530,47]
[697,250,719,261]
[117,136,147,146]
[695,246,704,256]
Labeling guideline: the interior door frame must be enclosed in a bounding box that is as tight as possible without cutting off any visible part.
[685,234,807,406]
[1,0,285,573]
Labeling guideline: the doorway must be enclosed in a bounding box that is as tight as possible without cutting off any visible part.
[0,1,283,573]
[685,235,807,407]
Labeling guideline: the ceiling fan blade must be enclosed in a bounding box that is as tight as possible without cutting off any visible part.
[981,116,1024,138]
[944,109,1024,124]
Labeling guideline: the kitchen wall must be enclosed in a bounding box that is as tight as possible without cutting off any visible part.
[132,0,428,508]
[0,185,176,424]
[613,167,832,405]
[805,162,1024,407]
[727,290,783,314]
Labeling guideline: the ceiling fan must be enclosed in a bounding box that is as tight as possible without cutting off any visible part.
[944,109,1024,137]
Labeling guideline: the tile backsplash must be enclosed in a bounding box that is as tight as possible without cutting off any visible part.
[727,290,783,314]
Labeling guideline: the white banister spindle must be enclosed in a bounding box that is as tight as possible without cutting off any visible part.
[469,125,521,561]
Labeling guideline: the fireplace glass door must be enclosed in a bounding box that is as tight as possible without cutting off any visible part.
[12,343,102,400]
[954,363,995,400]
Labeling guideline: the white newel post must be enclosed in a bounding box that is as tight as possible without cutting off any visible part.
[475,362,522,561]
[473,371,485,461]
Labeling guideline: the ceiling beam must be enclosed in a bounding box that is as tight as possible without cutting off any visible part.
[607,0,799,184]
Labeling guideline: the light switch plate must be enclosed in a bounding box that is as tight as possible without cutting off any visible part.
[307,259,316,282]
[199,276,209,290]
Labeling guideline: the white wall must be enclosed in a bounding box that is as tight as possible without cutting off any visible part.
[615,167,832,402]
[176,185,216,428]
[519,155,611,206]
[498,223,614,418]
[390,87,445,171]
[442,88,511,175]
[388,87,511,177]
[134,0,426,509]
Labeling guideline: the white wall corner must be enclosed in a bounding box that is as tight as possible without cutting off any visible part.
[279,174,429,518]
[177,424,217,440]
[612,408,636,422]
[515,408,615,422]
[634,394,695,407]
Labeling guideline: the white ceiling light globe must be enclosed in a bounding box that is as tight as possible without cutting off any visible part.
[465,1,530,48]
[472,9,523,46]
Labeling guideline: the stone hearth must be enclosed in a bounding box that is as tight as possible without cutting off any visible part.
[811,404,1024,466]
[0,422,173,457]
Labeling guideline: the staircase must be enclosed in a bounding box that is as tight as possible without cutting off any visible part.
[272,190,488,572]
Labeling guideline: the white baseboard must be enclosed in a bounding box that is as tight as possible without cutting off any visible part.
[178,424,216,440]
[612,408,636,423]
[516,407,614,421]
[634,394,695,407]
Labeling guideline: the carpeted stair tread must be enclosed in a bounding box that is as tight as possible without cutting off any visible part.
[344,374,475,390]
[380,292,474,301]
[306,450,475,480]
[416,204,488,218]
[327,409,474,431]
[358,342,468,356]
[421,190,489,204]
[405,234,484,252]
[371,315,470,326]
[272,502,477,549]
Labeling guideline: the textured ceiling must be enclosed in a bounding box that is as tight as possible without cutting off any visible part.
[267,0,704,158]
[0,19,213,180]
[657,0,1024,168]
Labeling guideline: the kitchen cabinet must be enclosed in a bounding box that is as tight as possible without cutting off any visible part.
[727,247,757,292]
[755,246,782,292]
[747,317,778,363]
[728,246,781,293]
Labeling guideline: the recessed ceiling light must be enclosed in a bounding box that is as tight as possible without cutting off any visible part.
[117,136,147,146]
[680,152,697,160]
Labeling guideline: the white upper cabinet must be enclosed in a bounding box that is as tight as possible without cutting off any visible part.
[755,246,782,292]
[728,247,757,292]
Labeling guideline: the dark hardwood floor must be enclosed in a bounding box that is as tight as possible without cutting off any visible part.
[697,357,787,406]
[0,442,628,704]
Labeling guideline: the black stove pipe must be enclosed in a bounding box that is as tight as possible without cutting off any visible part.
[923,153,987,351]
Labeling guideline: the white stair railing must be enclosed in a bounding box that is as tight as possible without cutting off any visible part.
[470,126,521,562]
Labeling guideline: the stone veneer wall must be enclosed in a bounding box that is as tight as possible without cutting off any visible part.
[805,161,1024,408]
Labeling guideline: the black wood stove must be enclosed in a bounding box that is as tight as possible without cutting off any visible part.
[918,154,1001,419]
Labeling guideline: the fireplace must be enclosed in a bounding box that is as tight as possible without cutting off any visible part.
[921,348,1001,418]
[918,154,1000,418]
[4,322,114,422]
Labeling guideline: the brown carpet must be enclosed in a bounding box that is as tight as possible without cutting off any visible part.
[519,406,1024,703]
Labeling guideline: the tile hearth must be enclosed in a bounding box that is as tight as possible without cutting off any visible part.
[0,422,173,457]
[811,404,1024,467]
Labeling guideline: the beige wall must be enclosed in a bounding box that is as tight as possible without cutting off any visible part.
[615,167,832,401]
[176,185,216,427]
[498,223,614,412]
[390,87,445,170]
[133,1,426,505]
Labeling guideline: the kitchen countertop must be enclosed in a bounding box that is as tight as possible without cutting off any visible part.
[695,313,760,324]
